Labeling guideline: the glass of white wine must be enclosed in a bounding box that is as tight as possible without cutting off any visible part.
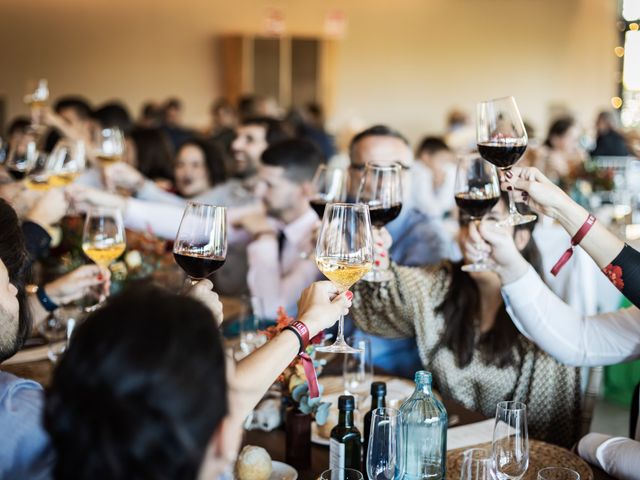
[82,207,126,307]
[48,139,86,187]
[315,203,373,354]
[95,127,125,166]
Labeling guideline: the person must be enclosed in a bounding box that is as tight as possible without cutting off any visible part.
[534,116,586,185]
[161,97,194,150]
[592,110,630,157]
[129,127,175,188]
[41,96,94,152]
[412,136,457,218]
[475,166,640,478]
[208,97,237,157]
[138,102,163,129]
[92,102,134,134]
[349,193,582,447]
[43,281,351,479]
[239,138,324,317]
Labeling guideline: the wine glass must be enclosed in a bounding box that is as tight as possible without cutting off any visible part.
[537,468,580,480]
[492,401,529,480]
[460,448,494,480]
[82,207,126,307]
[321,469,364,480]
[356,163,403,282]
[315,203,374,353]
[173,202,227,285]
[454,154,501,272]
[24,79,49,132]
[95,127,125,166]
[23,149,53,191]
[5,139,38,181]
[366,407,404,480]
[343,337,373,401]
[309,165,348,219]
[477,96,535,226]
[48,139,86,187]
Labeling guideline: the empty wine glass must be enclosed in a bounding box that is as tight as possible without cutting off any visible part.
[343,337,373,400]
[366,407,404,480]
[492,401,529,480]
[321,469,364,480]
[460,448,494,480]
[537,468,580,480]
[477,96,535,226]
[173,202,227,285]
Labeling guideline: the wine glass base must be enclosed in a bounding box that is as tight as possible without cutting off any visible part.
[499,212,537,227]
[362,268,393,283]
[461,261,496,272]
[315,342,364,354]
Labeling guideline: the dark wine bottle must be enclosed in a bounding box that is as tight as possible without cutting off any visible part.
[330,395,361,471]
[362,382,387,470]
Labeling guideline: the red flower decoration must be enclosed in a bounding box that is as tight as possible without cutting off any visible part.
[603,264,625,290]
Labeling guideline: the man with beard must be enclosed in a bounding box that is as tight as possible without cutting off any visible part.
[236,138,324,317]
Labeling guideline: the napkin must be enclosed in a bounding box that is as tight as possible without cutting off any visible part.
[446,419,495,451]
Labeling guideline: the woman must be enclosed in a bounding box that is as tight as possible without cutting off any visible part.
[477,166,640,478]
[535,116,586,185]
[44,281,349,480]
[350,194,582,447]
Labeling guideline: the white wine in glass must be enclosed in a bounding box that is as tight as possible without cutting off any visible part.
[95,128,125,166]
[315,203,373,354]
[48,140,86,187]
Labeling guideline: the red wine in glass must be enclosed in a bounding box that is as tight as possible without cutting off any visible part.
[454,193,500,219]
[309,198,327,219]
[477,142,527,170]
[173,251,226,280]
[369,203,403,227]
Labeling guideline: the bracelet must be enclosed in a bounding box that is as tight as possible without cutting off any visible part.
[36,285,59,312]
[550,213,596,276]
[283,326,304,353]
[283,320,310,354]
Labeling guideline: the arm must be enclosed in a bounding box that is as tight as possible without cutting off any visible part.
[578,433,640,480]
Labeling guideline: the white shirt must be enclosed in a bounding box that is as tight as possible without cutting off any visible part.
[409,162,456,218]
[246,208,320,318]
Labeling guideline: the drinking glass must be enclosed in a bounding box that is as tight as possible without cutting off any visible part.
[238,295,267,358]
[477,96,535,226]
[82,207,126,307]
[356,163,402,282]
[343,337,373,400]
[537,468,580,480]
[320,469,364,480]
[315,203,374,353]
[40,305,84,363]
[309,165,348,219]
[95,127,125,166]
[24,79,49,132]
[23,149,53,191]
[492,401,529,480]
[173,202,227,285]
[454,154,500,272]
[460,448,494,480]
[48,139,86,187]
[366,407,404,480]
[5,139,39,181]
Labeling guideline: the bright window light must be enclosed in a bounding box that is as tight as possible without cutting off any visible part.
[624,0,640,21]
[623,30,640,90]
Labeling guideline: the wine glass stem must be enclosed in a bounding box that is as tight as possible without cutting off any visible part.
[335,314,346,344]
[504,168,519,216]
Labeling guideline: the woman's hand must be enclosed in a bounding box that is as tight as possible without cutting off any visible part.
[501,166,572,219]
[373,227,392,271]
[102,162,146,193]
[477,221,530,285]
[45,265,111,305]
[66,184,128,212]
[187,279,223,326]
[297,281,352,338]
[26,188,69,229]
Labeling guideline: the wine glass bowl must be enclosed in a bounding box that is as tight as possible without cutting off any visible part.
[309,165,348,219]
[95,127,125,166]
[173,202,227,283]
[48,140,86,187]
[82,207,126,268]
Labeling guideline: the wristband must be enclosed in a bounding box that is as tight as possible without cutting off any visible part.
[36,285,59,312]
[550,213,596,276]
[283,320,310,354]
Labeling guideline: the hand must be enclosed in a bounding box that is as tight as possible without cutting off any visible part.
[500,167,571,219]
[102,162,145,193]
[187,279,224,326]
[234,212,276,238]
[462,221,491,263]
[477,221,530,285]
[372,227,392,270]
[297,281,352,338]
[66,184,127,212]
[26,188,69,229]
[45,265,111,305]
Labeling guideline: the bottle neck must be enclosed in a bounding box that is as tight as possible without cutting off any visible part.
[371,394,386,410]
[339,409,355,428]
[415,381,433,396]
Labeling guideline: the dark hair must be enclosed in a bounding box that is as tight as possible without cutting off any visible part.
[237,95,258,120]
[130,128,175,181]
[416,136,450,157]
[241,116,289,146]
[436,193,542,369]
[544,116,575,148]
[54,96,92,120]
[44,284,228,480]
[164,98,182,111]
[261,138,324,184]
[349,125,409,159]
[177,137,228,187]
[596,110,619,132]
[93,102,134,134]
[0,199,30,362]
[7,116,31,137]
[211,98,235,116]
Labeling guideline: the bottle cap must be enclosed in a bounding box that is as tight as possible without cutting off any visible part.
[371,381,387,396]
[415,370,432,385]
[338,395,355,411]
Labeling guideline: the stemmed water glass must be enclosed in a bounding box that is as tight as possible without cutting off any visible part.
[48,139,86,187]
[173,202,227,285]
[343,337,373,400]
[477,96,535,226]
[356,163,402,282]
[454,155,500,272]
[537,468,580,480]
[492,401,529,480]
[366,407,404,480]
[315,203,373,353]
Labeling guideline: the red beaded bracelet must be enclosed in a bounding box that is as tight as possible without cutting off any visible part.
[550,213,596,276]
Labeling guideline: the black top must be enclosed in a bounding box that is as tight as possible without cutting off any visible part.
[603,244,640,309]
[591,130,630,157]
[22,221,52,263]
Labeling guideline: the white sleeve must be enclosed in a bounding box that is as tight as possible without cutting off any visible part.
[502,266,640,366]
[136,181,186,206]
[578,433,640,480]
[125,199,184,240]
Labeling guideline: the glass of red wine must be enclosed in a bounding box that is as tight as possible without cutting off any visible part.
[173,202,227,285]
[309,165,348,219]
[356,163,403,282]
[476,96,536,226]
[454,155,500,272]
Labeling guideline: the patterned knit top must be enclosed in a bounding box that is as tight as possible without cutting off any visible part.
[351,262,582,448]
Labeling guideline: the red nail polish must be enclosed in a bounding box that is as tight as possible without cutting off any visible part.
[374,260,381,266]
[376,242,384,247]
[97,274,104,281]
[379,252,386,258]
[505,171,513,179]
[506,186,513,191]
[345,291,353,300]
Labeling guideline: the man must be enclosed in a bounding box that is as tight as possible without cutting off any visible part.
[42,96,94,152]
[238,138,323,317]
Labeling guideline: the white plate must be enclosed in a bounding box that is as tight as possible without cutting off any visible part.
[270,461,298,480]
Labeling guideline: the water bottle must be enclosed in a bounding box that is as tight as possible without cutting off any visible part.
[399,371,447,480]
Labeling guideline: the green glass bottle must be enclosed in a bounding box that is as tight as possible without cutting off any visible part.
[330,395,361,471]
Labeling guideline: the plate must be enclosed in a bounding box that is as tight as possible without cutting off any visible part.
[311,423,331,446]
[270,461,298,480]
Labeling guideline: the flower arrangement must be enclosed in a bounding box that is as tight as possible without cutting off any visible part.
[261,307,331,425]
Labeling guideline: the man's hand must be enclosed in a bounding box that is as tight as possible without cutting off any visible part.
[102,162,146,193]
[234,212,276,238]
[66,184,128,212]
